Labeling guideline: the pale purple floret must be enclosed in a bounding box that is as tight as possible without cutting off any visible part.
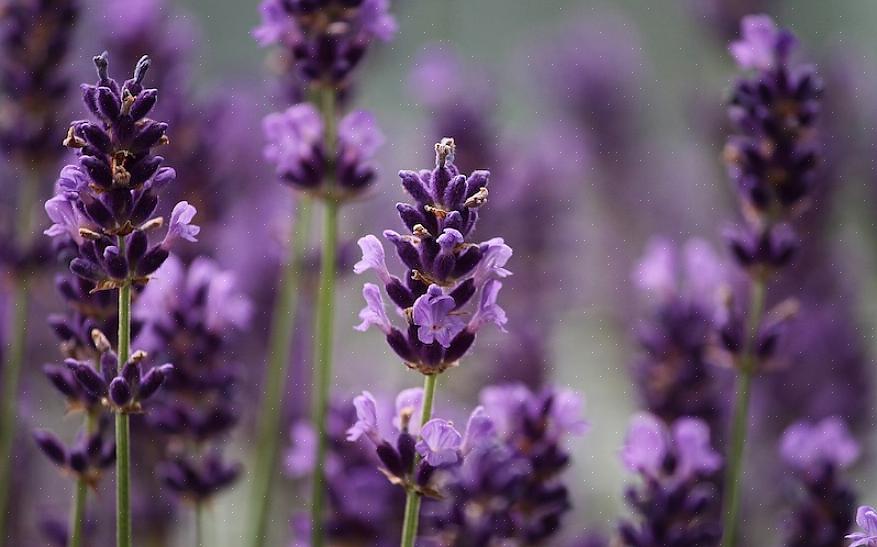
[412,285,466,347]
[338,110,384,162]
[346,391,381,445]
[44,195,89,245]
[161,201,200,249]
[262,103,323,179]
[549,388,590,437]
[392,388,424,434]
[355,283,393,334]
[460,406,495,454]
[780,417,860,480]
[353,235,392,284]
[468,279,508,333]
[622,413,721,482]
[472,238,513,288]
[729,14,797,71]
[416,419,463,467]
[634,237,725,307]
[847,505,877,547]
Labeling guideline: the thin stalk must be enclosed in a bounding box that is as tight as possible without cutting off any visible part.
[308,83,339,547]
[399,374,438,547]
[248,197,312,547]
[116,253,132,547]
[195,502,203,547]
[720,278,766,547]
[0,171,38,541]
[308,199,338,547]
[69,412,98,547]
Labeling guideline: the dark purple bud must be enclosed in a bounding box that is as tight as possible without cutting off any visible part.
[465,170,490,196]
[443,175,467,209]
[138,364,172,401]
[136,246,169,276]
[129,191,158,226]
[376,441,405,477]
[399,170,433,204]
[68,447,88,473]
[397,432,416,470]
[81,194,114,228]
[121,359,140,392]
[384,231,421,271]
[129,89,158,120]
[416,462,436,486]
[449,278,476,309]
[396,203,426,232]
[66,360,108,396]
[43,365,79,399]
[33,430,67,467]
[48,316,77,342]
[108,377,132,407]
[100,352,119,386]
[103,247,128,279]
[105,188,133,222]
[385,277,414,309]
[444,330,475,364]
[80,156,113,189]
[128,155,162,188]
[386,329,416,363]
[126,230,148,265]
[452,246,481,278]
[80,123,111,152]
[97,86,121,121]
[130,121,168,152]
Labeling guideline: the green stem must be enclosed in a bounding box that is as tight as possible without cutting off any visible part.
[0,170,38,542]
[399,374,438,547]
[195,502,203,547]
[69,413,98,547]
[248,198,312,547]
[116,277,132,547]
[308,199,338,547]
[720,278,766,547]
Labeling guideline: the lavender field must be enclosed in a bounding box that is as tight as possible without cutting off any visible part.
[2,1,877,546]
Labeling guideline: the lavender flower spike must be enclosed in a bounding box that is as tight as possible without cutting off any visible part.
[847,506,877,547]
[354,139,512,375]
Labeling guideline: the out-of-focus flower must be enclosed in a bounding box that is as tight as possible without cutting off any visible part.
[847,506,877,547]
[618,413,723,546]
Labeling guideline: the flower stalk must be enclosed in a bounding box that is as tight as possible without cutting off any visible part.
[116,271,132,547]
[399,374,438,547]
[249,197,312,547]
[720,277,765,547]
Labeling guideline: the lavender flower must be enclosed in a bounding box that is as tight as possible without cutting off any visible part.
[631,238,729,437]
[723,14,822,270]
[426,384,588,545]
[42,53,199,290]
[354,139,511,374]
[33,425,115,486]
[618,413,723,547]
[847,506,877,547]
[135,255,251,501]
[254,0,396,87]
[346,389,493,496]
[262,103,383,200]
[780,418,858,547]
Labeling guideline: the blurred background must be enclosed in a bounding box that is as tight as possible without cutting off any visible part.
[4,0,877,545]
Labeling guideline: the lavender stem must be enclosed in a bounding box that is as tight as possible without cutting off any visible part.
[309,84,339,547]
[400,374,438,547]
[720,277,766,547]
[116,240,132,547]
[248,197,312,547]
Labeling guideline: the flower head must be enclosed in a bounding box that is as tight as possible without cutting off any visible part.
[847,506,877,547]
[780,417,860,480]
[729,14,796,71]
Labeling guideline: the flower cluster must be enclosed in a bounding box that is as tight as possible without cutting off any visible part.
[0,0,78,160]
[43,52,199,290]
[262,103,383,200]
[426,384,588,545]
[779,418,858,547]
[285,397,405,545]
[618,413,723,547]
[135,256,251,502]
[347,388,494,497]
[254,0,396,87]
[632,238,728,436]
[723,14,822,271]
[33,422,115,488]
[354,139,511,374]
[63,329,173,413]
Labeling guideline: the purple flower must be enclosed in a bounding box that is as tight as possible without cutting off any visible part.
[467,279,508,333]
[621,413,721,482]
[262,104,384,199]
[729,14,796,71]
[346,391,381,444]
[161,201,200,249]
[780,417,860,479]
[621,413,667,477]
[353,235,391,284]
[355,284,393,335]
[472,238,513,288]
[673,418,722,479]
[412,285,466,348]
[847,506,877,547]
[416,419,462,467]
[44,195,90,245]
[460,406,495,454]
